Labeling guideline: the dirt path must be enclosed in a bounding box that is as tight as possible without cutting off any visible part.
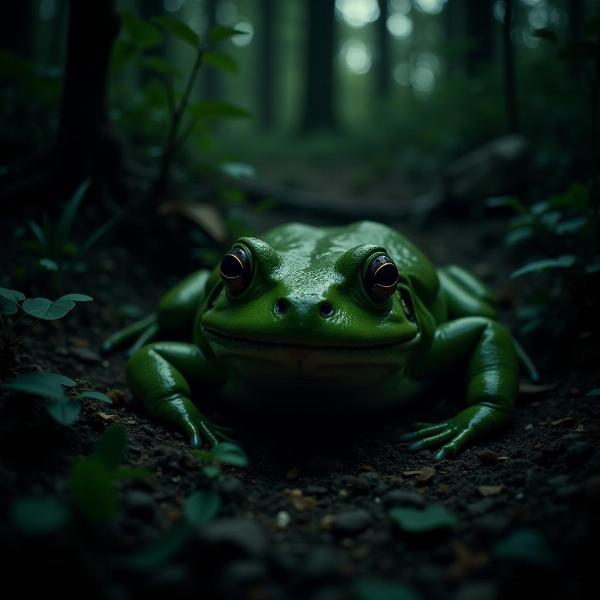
[1,193,598,599]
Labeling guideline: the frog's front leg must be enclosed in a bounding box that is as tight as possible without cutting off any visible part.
[126,342,225,447]
[402,317,518,460]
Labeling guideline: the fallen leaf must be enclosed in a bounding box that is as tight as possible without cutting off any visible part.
[106,389,128,406]
[478,484,504,497]
[98,412,117,421]
[159,201,228,244]
[446,541,489,578]
[478,450,499,465]
[286,467,299,480]
[403,466,436,483]
[321,514,335,530]
[551,416,575,427]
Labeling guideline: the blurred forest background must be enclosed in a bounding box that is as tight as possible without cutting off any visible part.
[1,0,597,202]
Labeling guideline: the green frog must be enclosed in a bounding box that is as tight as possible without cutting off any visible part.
[104,221,520,460]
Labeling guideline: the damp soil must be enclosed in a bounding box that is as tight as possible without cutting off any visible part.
[0,206,599,600]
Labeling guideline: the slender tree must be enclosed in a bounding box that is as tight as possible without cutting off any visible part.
[502,0,519,133]
[376,0,391,97]
[202,0,219,100]
[258,0,277,128]
[57,0,121,190]
[301,0,336,131]
[465,0,494,75]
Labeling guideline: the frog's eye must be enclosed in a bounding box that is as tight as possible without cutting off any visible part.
[364,255,399,303]
[220,246,252,296]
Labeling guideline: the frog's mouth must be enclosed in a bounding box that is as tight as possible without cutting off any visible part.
[201,326,421,351]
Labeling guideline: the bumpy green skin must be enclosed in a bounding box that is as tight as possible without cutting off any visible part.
[124,221,518,460]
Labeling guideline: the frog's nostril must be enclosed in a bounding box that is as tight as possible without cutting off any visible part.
[319,301,334,318]
[274,298,289,315]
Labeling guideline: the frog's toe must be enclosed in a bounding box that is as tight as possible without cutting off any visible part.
[434,427,477,461]
[407,428,455,451]
[400,421,448,442]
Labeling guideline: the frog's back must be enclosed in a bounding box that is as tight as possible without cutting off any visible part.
[263,221,439,301]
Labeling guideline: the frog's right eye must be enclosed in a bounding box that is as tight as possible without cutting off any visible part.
[220,246,252,296]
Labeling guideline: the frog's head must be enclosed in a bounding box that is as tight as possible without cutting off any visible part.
[200,236,425,398]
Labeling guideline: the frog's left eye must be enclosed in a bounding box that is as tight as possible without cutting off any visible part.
[364,255,399,302]
[220,246,252,296]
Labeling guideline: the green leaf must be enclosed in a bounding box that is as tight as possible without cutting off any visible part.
[511,255,578,278]
[0,287,25,303]
[549,182,589,209]
[94,424,127,470]
[533,28,559,44]
[141,56,178,76]
[78,390,112,403]
[115,467,153,480]
[505,227,534,247]
[494,529,556,566]
[486,195,525,214]
[586,388,600,396]
[183,490,221,527]
[46,395,81,426]
[354,578,422,600]
[27,219,47,248]
[70,458,119,521]
[202,464,222,479]
[151,16,200,48]
[11,496,70,535]
[189,100,251,120]
[22,297,75,320]
[389,505,458,534]
[81,218,115,255]
[0,296,18,315]
[111,37,138,70]
[127,521,192,571]
[202,51,238,73]
[39,258,59,271]
[122,12,163,49]
[554,216,589,235]
[59,293,93,302]
[191,449,213,461]
[220,161,256,179]
[210,442,248,467]
[209,26,245,43]
[1,372,76,401]
[56,179,91,249]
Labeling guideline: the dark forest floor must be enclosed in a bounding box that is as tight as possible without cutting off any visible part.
[1,166,599,600]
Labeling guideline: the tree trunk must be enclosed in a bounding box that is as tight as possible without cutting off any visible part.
[465,0,493,75]
[376,0,390,97]
[202,0,219,100]
[258,0,276,128]
[502,0,519,133]
[301,0,336,132]
[57,0,121,192]
[0,0,33,59]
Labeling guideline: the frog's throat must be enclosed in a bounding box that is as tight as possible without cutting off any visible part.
[201,326,422,351]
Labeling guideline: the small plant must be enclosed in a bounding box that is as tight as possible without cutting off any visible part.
[112,13,251,200]
[0,286,92,369]
[192,441,249,480]
[10,424,151,535]
[22,180,114,290]
[489,183,599,357]
[1,372,111,426]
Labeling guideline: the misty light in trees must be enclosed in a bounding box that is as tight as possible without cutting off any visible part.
[231,21,254,47]
[335,0,380,28]
[414,0,447,15]
[340,39,372,75]
[390,0,412,14]
[39,0,57,20]
[387,13,413,39]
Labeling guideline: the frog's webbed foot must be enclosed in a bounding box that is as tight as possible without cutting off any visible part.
[400,404,509,461]
[126,342,226,448]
